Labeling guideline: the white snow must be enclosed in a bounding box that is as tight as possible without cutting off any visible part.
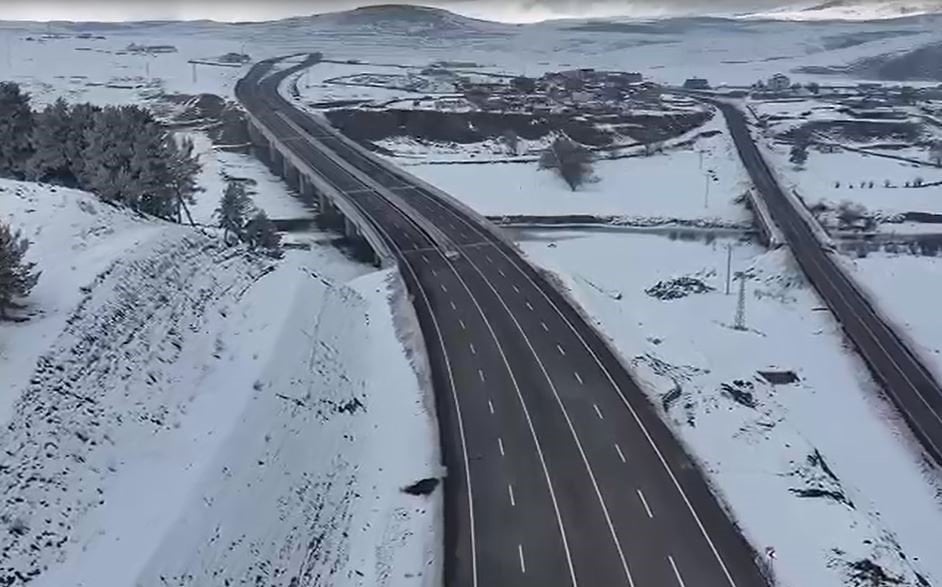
[0,180,440,586]
[516,228,942,587]
[398,115,753,223]
[848,251,942,383]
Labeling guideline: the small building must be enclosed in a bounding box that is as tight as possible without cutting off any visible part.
[683,77,711,90]
[768,73,791,91]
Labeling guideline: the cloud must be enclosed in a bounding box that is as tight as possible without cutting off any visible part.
[0,0,799,23]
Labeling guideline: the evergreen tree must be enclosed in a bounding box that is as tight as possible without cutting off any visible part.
[164,134,202,223]
[0,82,34,178]
[789,141,809,166]
[215,181,252,244]
[0,221,40,320]
[539,136,594,191]
[26,98,72,184]
[65,102,101,189]
[245,209,282,255]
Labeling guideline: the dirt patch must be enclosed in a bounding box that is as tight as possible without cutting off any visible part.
[402,478,439,496]
[757,370,800,385]
[645,276,714,301]
[846,559,905,586]
[720,380,757,408]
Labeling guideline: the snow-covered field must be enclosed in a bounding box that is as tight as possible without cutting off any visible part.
[768,145,942,221]
[849,251,942,382]
[4,7,942,586]
[516,228,942,587]
[397,115,754,224]
[0,180,440,585]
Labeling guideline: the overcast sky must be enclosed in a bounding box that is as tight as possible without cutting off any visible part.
[0,0,806,23]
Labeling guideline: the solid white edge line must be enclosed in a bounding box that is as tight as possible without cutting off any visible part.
[668,555,687,587]
[637,489,654,518]
[264,119,480,586]
[394,182,732,586]
[438,249,634,586]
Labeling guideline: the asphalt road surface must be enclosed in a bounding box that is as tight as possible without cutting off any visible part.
[716,101,942,466]
[237,56,768,587]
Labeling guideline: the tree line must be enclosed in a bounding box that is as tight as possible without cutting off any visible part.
[0,81,200,222]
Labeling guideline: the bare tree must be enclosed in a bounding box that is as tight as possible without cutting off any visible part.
[539,136,594,191]
[245,210,282,256]
[501,130,520,156]
[930,142,942,167]
[0,221,40,320]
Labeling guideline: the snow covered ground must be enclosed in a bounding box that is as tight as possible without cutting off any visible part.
[849,251,942,382]
[0,180,440,586]
[396,115,754,224]
[768,145,942,221]
[516,228,942,587]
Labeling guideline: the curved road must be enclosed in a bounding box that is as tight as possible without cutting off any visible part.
[716,102,942,467]
[237,56,768,587]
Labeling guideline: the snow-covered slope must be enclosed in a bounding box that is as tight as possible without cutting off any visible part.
[0,181,440,586]
[747,0,942,21]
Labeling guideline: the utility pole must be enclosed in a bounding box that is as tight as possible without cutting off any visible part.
[704,173,711,209]
[725,243,733,295]
[699,150,703,170]
[191,62,197,84]
[734,272,747,331]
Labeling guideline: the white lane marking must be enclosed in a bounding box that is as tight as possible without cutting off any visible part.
[575,371,584,385]
[525,301,534,311]
[431,269,438,277]
[450,301,457,311]
[498,269,506,277]
[541,322,549,332]
[498,437,505,457]
[518,544,527,574]
[422,255,430,264]
[441,283,448,293]
[512,284,520,293]
[593,403,604,420]
[508,483,516,506]
[637,489,654,518]
[455,225,738,585]
[557,343,566,356]
[470,342,477,355]
[440,238,633,586]
[436,246,579,585]
[615,443,627,463]
[459,319,466,331]
[668,556,687,587]
[478,369,486,382]
[488,399,495,414]
[485,255,494,264]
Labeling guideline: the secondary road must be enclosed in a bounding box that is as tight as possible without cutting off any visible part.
[238,56,768,587]
[715,101,942,466]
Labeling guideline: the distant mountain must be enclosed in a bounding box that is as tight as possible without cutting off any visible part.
[746,0,942,21]
[278,4,512,37]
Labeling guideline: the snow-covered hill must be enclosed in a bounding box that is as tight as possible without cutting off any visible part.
[0,180,440,586]
[745,0,942,21]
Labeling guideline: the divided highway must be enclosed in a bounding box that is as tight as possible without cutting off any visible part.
[238,56,768,587]
[716,102,942,466]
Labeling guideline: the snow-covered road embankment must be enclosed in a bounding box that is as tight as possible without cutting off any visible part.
[0,180,440,586]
